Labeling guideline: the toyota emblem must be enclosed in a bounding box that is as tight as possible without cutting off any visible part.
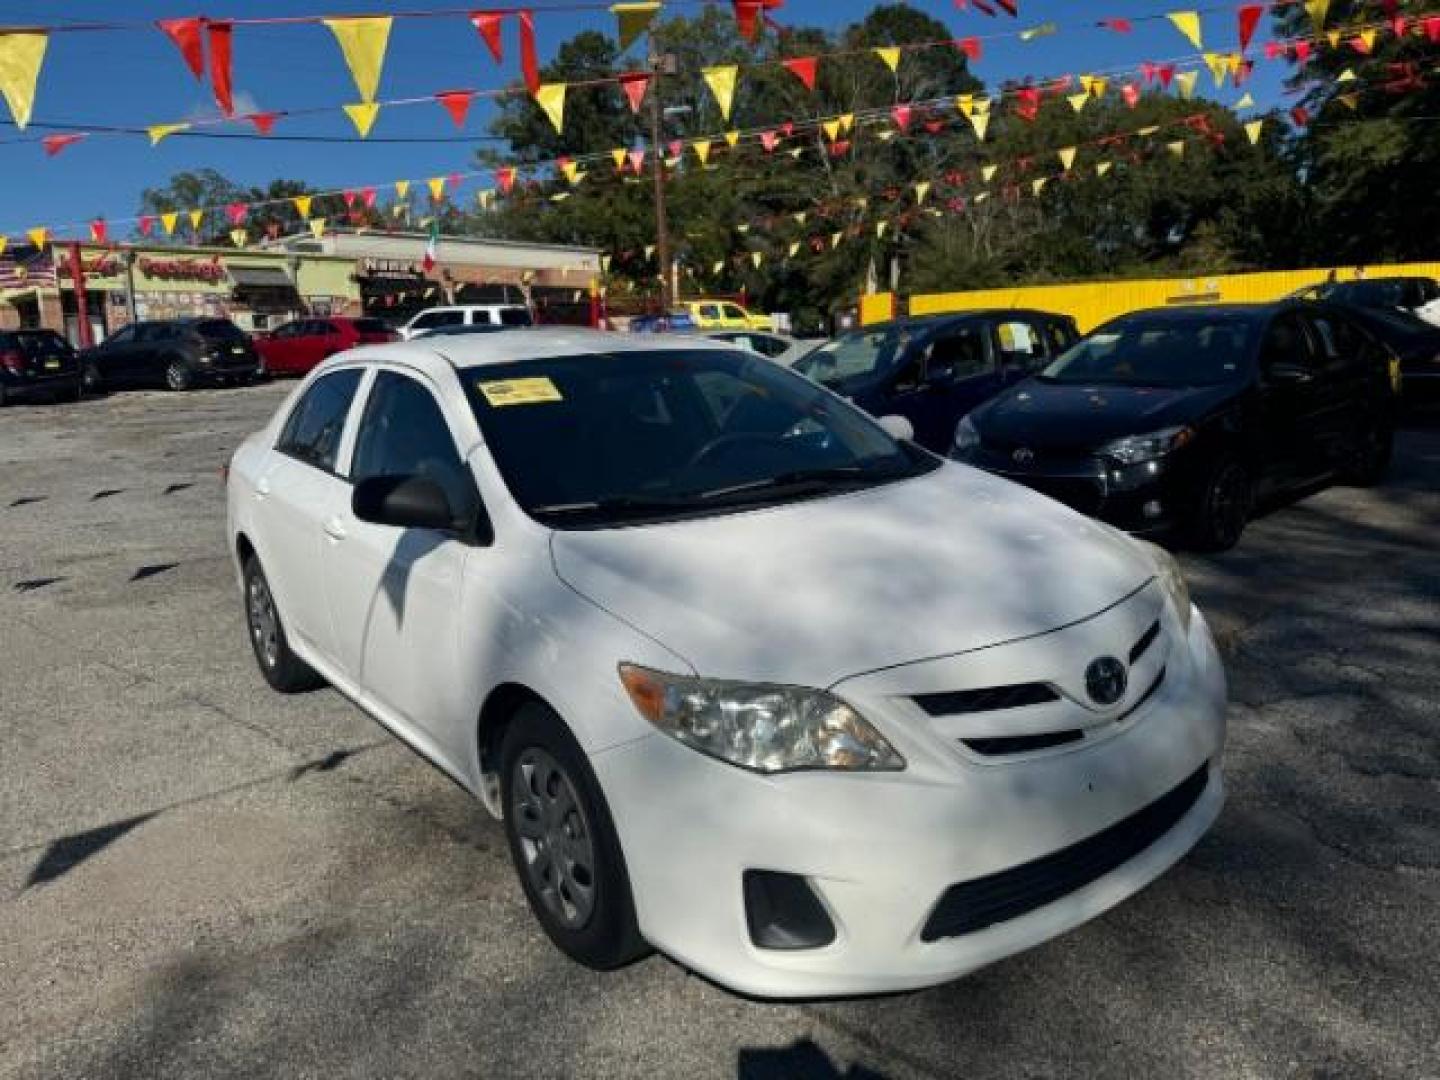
[1012,446,1035,465]
[1085,657,1128,706]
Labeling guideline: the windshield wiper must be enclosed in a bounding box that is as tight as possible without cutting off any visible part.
[697,464,902,501]
[529,493,704,518]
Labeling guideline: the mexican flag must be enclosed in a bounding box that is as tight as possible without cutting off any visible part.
[422,218,439,273]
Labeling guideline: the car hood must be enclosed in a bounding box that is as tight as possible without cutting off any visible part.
[973,379,1237,449]
[550,465,1153,688]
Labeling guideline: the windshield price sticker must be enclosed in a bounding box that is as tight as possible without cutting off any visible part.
[478,377,564,407]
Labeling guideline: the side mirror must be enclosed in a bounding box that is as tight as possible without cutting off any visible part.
[877,414,915,442]
[1266,362,1313,384]
[353,475,457,531]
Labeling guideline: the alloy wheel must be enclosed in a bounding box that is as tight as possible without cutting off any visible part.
[511,748,597,930]
[1207,462,1251,548]
[246,572,280,669]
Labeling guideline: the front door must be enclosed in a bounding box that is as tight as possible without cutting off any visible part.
[1257,312,1329,485]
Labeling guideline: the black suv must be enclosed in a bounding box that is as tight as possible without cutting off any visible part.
[81,318,260,393]
[0,329,82,406]
[793,310,1079,452]
[952,302,1396,551]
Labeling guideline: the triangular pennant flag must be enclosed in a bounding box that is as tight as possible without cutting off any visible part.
[644,244,655,259]
[1121,83,1140,108]
[1014,86,1041,121]
[692,139,712,164]
[968,111,990,140]
[619,71,650,113]
[324,17,392,103]
[793,212,807,225]
[230,228,247,248]
[891,104,912,130]
[1031,178,1047,196]
[470,12,504,63]
[1096,161,1113,177]
[309,218,327,238]
[956,94,974,116]
[533,82,566,133]
[208,21,234,116]
[787,241,800,257]
[293,195,312,219]
[914,181,931,204]
[477,189,495,209]
[839,113,855,134]
[1101,17,1133,33]
[734,0,762,41]
[138,216,155,237]
[750,251,763,269]
[1293,40,1312,63]
[27,226,48,248]
[0,32,48,129]
[1138,124,1160,136]
[248,112,279,135]
[981,164,997,182]
[712,260,725,274]
[782,56,817,91]
[974,191,989,204]
[550,192,570,203]
[226,201,248,225]
[160,212,179,236]
[1174,70,1198,99]
[1067,92,1089,113]
[1167,11,1203,50]
[1336,68,1356,83]
[1203,53,1228,87]
[436,90,472,128]
[628,148,645,173]
[822,118,842,141]
[877,129,896,142]
[611,3,660,51]
[157,18,205,80]
[1058,146,1077,171]
[702,66,738,121]
[611,147,626,169]
[518,10,540,94]
[147,122,190,145]
[788,147,803,159]
[428,176,446,200]
[343,102,380,138]
[1338,92,1360,110]
[830,231,842,249]
[41,132,86,156]
[956,36,982,61]
[1237,4,1263,52]
[1245,119,1264,144]
[876,221,888,238]
[760,130,778,152]
[396,179,411,198]
[1304,0,1329,29]
[1352,30,1375,54]
[724,129,740,148]
[1236,91,1255,108]
[874,47,901,73]
[1167,140,1185,157]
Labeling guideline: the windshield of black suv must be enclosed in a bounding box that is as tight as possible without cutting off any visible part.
[792,326,912,390]
[194,320,247,341]
[463,348,937,527]
[1319,280,1412,309]
[1040,314,1256,388]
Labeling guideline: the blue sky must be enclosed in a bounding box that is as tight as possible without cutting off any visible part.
[0,0,1288,238]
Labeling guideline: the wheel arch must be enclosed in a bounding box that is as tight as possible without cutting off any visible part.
[476,682,557,818]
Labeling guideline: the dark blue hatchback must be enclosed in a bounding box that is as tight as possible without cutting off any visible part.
[793,310,1079,452]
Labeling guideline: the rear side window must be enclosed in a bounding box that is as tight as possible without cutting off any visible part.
[353,319,389,334]
[413,310,463,331]
[994,319,1047,369]
[14,331,73,356]
[928,327,988,378]
[498,308,533,327]
[351,372,477,523]
[722,304,747,320]
[277,368,364,474]
[1260,314,1317,370]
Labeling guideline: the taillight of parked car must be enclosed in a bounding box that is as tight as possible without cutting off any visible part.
[1,350,25,373]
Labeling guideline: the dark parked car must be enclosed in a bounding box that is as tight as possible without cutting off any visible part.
[951,302,1396,551]
[81,318,260,393]
[0,329,82,406]
[255,317,398,376]
[1312,303,1439,405]
[1298,275,1440,313]
[792,310,1079,452]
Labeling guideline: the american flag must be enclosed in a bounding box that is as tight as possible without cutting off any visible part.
[0,256,59,290]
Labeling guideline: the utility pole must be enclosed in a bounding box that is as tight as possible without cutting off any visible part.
[647,40,674,313]
[66,241,94,348]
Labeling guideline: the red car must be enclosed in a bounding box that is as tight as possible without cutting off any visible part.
[255,317,398,376]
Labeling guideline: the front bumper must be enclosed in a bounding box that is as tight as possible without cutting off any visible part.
[594,600,1227,998]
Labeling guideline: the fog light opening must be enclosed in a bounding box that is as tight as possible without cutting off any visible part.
[743,870,836,951]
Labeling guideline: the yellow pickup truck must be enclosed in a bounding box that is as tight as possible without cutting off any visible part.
[681,299,774,331]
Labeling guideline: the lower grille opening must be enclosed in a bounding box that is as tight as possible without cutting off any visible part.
[920,762,1210,941]
[962,730,1084,756]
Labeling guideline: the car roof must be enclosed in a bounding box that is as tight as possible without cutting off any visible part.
[1101,303,1294,323]
[854,309,1071,333]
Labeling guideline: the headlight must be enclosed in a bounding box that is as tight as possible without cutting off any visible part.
[952,415,980,454]
[619,664,904,773]
[1098,425,1194,466]
[1137,539,1192,634]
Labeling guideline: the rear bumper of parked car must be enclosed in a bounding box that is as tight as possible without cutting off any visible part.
[593,607,1226,999]
[1,369,81,399]
[194,354,260,383]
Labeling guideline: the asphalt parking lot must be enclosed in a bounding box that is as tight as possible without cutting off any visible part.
[2,381,1437,1080]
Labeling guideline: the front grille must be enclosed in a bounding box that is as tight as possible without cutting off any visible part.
[1012,474,1105,516]
[1129,620,1161,664]
[920,762,1209,941]
[963,730,1083,756]
[913,682,1058,717]
[1117,666,1166,723]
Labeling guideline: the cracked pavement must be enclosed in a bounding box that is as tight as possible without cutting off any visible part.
[1,382,1437,1079]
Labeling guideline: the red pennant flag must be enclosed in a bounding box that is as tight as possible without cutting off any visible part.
[208,20,234,116]
[734,0,762,40]
[667,139,682,159]
[1291,106,1310,127]
[157,17,206,81]
[993,0,1018,16]
[828,139,851,157]
[1141,61,1158,83]
[519,10,540,94]
[759,130,778,151]
[42,133,86,156]
[619,72,651,113]
[343,190,358,208]
[1121,82,1139,108]
[139,216,155,237]
[1158,64,1176,87]
[1263,40,1285,60]
[436,90,472,128]
[362,187,377,208]
[1425,16,1440,43]
[924,119,944,134]
[1045,76,1070,97]
[1350,34,1373,54]
[891,104,912,130]
[90,219,107,244]
[1293,40,1312,63]
[781,121,794,137]
[1100,17,1133,32]
[1015,86,1041,121]
[496,166,517,194]
[972,0,996,13]
[627,148,645,173]
[783,56,817,91]
[1390,16,1406,37]
[955,37,981,61]
[226,202,248,225]
[470,12,504,62]
[1237,5,1263,53]
[247,111,279,135]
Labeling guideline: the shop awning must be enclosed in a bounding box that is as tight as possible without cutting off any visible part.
[227,266,293,287]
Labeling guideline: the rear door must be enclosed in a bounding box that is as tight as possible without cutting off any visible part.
[132,323,177,383]
[95,324,141,380]
[263,321,302,373]
[1302,308,1376,473]
[1258,311,1330,483]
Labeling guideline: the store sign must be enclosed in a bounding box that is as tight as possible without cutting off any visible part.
[56,253,122,278]
[360,257,424,277]
[137,256,226,283]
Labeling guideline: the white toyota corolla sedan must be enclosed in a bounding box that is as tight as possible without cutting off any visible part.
[226,328,1226,998]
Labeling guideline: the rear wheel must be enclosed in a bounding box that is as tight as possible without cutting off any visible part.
[164,358,192,392]
[1187,458,1253,552]
[81,362,102,395]
[242,554,323,693]
[500,702,648,970]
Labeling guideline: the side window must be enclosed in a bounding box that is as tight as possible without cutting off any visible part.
[1259,314,1315,371]
[1046,320,1076,354]
[351,372,477,525]
[926,327,988,379]
[699,304,722,321]
[106,325,136,346]
[1419,279,1440,304]
[722,304,747,321]
[137,324,173,343]
[413,311,463,331]
[1306,315,1339,362]
[276,368,364,474]
[472,310,496,326]
[994,320,1047,370]
[751,335,789,358]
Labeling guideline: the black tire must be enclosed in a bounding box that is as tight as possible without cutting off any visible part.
[1343,416,1392,487]
[241,554,324,693]
[164,358,192,392]
[500,702,649,970]
[0,383,8,408]
[1187,457,1253,553]
[81,362,102,395]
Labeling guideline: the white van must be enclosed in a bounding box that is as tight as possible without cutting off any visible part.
[400,304,533,340]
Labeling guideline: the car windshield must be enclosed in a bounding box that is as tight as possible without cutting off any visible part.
[1321,280,1411,308]
[793,327,908,388]
[194,320,246,341]
[13,331,73,356]
[1040,315,1256,388]
[462,348,937,528]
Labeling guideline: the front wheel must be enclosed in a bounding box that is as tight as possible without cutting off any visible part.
[500,702,649,971]
[164,359,192,392]
[81,362,102,395]
[1187,458,1253,553]
[242,554,324,693]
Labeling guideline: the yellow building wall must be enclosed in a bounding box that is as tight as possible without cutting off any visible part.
[907,262,1440,333]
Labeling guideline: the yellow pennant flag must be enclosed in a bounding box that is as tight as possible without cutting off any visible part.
[874,47,901,73]
[1138,124,1160,137]
[428,176,446,200]
[1226,52,1243,76]
[550,192,569,203]
[0,236,6,256]
[724,129,740,148]
[1096,161,1113,177]
[1355,29,1375,52]
[750,252,763,268]
[160,212,178,236]
[830,231,842,249]
[974,191,989,204]
[1167,140,1185,158]
[187,210,202,231]
[1325,29,1340,48]
[230,228,247,248]
[27,226,48,248]
[292,195,312,219]
[692,139,711,164]
[0,32,48,130]
[702,66,738,121]
[611,148,626,169]
[1058,146,1077,171]
[1245,119,1264,145]
[1031,178,1047,197]
[1203,53,1228,87]
[392,203,408,218]
[147,122,190,145]
[876,221,888,238]
[309,217,327,238]
[1019,22,1058,41]
[1067,92,1089,113]
[956,94,974,116]
[981,164,997,183]
[395,179,410,198]
[783,241,798,258]
[822,118,841,141]
[712,260,724,274]
[787,147,803,159]
[611,2,661,51]
[1167,11,1202,50]
[534,82,567,133]
[1306,0,1330,29]
[1236,92,1255,108]
[968,111,990,140]
[1079,75,1108,98]
[324,17,392,103]
[793,211,807,225]
[1337,68,1356,83]
[477,189,495,209]
[838,112,855,134]
[914,181,931,204]
[1174,70,1198,100]
[853,196,868,209]
[343,102,380,138]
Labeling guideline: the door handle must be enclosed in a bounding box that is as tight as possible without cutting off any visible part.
[323,516,348,542]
